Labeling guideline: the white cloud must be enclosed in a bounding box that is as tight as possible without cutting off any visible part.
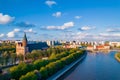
[28,28,33,32]
[25,28,33,33]
[0,13,14,24]
[92,35,105,40]
[75,16,82,19]
[97,33,120,41]
[7,31,15,38]
[61,30,120,41]
[46,22,74,30]
[14,28,20,32]
[106,28,120,32]
[52,12,62,17]
[7,28,20,38]
[45,0,56,7]
[75,32,88,39]
[80,26,96,31]
[61,22,74,29]
[99,33,120,37]
[99,33,109,36]
[24,28,36,34]
[0,34,4,37]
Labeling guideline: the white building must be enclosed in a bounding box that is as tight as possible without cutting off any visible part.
[109,42,120,47]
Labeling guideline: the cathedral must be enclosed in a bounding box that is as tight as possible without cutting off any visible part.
[16,33,49,55]
[16,33,29,55]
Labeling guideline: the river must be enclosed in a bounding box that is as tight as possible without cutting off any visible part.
[63,51,120,80]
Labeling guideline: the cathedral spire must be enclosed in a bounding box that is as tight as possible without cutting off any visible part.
[22,32,27,47]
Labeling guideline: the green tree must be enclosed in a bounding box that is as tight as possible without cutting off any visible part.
[31,50,40,60]
[25,53,32,60]
[18,54,24,62]
[33,60,48,70]
[46,48,52,57]
[46,62,56,76]
[0,57,4,66]
[10,53,17,64]
[10,62,35,80]
[2,51,9,66]
[20,71,37,80]
[40,67,48,79]
[49,53,56,59]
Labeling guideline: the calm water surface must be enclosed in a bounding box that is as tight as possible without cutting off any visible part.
[64,51,120,80]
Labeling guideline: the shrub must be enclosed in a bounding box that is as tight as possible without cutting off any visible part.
[33,60,49,70]
[10,62,35,79]
[20,71,37,80]
[39,67,48,79]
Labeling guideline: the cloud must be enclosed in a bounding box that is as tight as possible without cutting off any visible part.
[106,28,120,32]
[61,31,96,41]
[97,33,120,41]
[6,28,37,38]
[0,34,4,37]
[7,31,15,38]
[45,0,56,7]
[61,31,113,41]
[79,26,96,31]
[7,28,20,38]
[54,30,120,41]
[99,33,120,37]
[0,13,14,24]
[74,32,88,40]
[24,28,33,33]
[12,22,35,28]
[14,28,20,32]
[24,28,36,34]
[52,12,62,17]
[74,16,82,19]
[45,22,74,30]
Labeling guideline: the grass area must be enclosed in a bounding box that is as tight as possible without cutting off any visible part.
[115,52,120,62]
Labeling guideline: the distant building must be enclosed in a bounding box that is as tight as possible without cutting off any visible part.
[109,42,120,47]
[16,33,48,55]
[46,40,53,46]
[87,46,94,51]
[46,40,61,46]
[96,45,105,50]
[63,41,80,48]
[104,44,110,49]
[86,44,110,51]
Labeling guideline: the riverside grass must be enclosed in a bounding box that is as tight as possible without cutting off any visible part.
[115,53,120,62]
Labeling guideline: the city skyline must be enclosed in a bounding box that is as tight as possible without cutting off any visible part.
[0,0,120,41]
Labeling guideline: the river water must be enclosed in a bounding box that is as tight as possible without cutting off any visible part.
[64,51,120,80]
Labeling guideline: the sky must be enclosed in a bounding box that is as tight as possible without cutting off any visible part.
[0,0,120,41]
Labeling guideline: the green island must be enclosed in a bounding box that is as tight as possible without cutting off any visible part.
[0,47,85,80]
[115,52,120,62]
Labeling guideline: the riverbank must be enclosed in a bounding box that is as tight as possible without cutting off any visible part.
[47,51,87,80]
[115,53,120,62]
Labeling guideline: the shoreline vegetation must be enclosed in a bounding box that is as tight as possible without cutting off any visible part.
[115,52,120,62]
[47,51,86,80]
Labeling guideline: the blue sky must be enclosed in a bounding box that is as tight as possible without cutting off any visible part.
[0,0,120,41]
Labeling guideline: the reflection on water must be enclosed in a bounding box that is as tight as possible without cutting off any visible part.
[64,51,120,80]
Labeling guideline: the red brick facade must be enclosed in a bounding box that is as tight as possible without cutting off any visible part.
[16,33,29,55]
